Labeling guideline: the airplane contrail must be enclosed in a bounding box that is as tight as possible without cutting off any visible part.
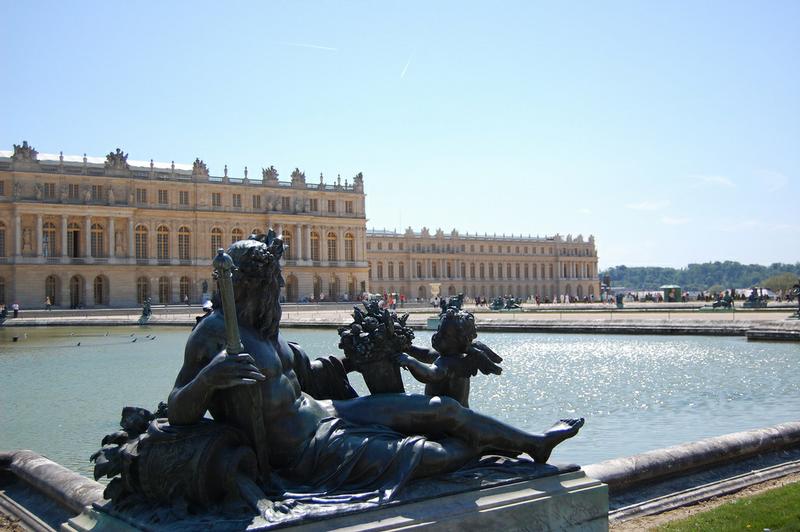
[400,51,414,79]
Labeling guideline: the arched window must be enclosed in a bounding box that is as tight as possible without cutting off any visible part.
[447,262,452,279]
[45,275,58,306]
[135,225,148,259]
[470,263,475,279]
[179,276,191,302]
[388,262,394,279]
[42,222,56,257]
[432,262,438,278]
[313,276,322,299]
[156,226,169,260]
[416,262,422,278]
[136,276,149,305]
[344,233,355,262]
[68,222,81,258]
[515,263,520,279]
[329,276,340,300]
[178,227,191,260]
[0,222,5,257]
[327,232,337,261]
[507,263,512,279]
[283,230,292,260]
[460,262,466,278]
[497,263,503,279]
[368,262,372,279]
[91,223,105,257]
[377,262,383,279]
[231,228,244,244]
[70,275,84,308]
[0,276,4,304]
[479,263,485,279]
[93,275,107,306]
[210,228,223,257]
[399,262,405,279]
[158,276,171,304]
[310,231,320,261]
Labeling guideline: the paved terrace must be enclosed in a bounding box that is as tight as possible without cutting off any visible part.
[2,303,798,340]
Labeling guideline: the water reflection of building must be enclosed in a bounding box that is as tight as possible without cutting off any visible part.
[366,227,599,301]
[0,141,369,307]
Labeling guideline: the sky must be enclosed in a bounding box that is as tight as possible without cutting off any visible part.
[1,1,798,269]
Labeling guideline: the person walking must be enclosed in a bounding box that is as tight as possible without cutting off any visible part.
[12,302,20,318]
[45,296,52,311]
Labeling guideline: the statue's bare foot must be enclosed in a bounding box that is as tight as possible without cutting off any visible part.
[532,418,584,464]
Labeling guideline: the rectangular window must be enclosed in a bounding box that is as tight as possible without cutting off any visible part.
[232,194,241,208]
[69,184,80,199]
[44,183,56,198]
[136,188,147,204]
[0,181,4,196]
[479,245,484,253]
[158,189,168,205]
[309,199,318,211]
[327,199,336,213]
[179,190,189,205]
[366,242,371,250]
[252,195,261,209]
[399,243,404,250]
[281,196,291,211]
[388,242,393,250]
[212,192,221,207]
[345,201,353,214]
[91,185,102,201]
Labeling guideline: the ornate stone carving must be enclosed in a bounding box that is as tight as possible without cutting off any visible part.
[192,158,209,177]
[262,166,278,183]
[12,141,38,162]
[291,168,306,186]
[34,183,43,200]
[108,188,115,205]
[105,148,129,171]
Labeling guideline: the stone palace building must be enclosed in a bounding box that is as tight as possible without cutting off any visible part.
[0,142,369,308]
[0,140,599,308]
[366,228,599,302]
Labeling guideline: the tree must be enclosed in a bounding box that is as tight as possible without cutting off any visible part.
[762,272,800,293]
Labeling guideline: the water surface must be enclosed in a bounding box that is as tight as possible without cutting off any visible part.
[1,325,798,478]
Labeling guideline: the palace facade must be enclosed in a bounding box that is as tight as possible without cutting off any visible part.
[366,227,599,302]
[0,142,369,308]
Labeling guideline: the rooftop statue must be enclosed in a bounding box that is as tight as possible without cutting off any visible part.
[12,140,38,162]
[105,148,129,171]
[192,158,209,177]
[93,232,584,524]
[262,166,279,182]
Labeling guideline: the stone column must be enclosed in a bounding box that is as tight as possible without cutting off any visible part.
[128,218,135,259]
[303,225,311,261]
[61,215,68,258]
[85,216,92,258]
[295,223,303,261]
[14,213,22,256]
[109,218,115,258]
[336,228,344,264]
[36,215,43,257]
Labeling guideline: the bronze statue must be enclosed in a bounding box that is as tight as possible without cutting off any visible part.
[168,234,582,496]
[94,231,583,519]
[394,308,501,408]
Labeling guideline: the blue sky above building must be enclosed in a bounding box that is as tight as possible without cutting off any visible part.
[2,1,798,268]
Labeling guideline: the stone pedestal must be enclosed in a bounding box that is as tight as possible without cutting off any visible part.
[65,469,607,531]
[289,469,607,531]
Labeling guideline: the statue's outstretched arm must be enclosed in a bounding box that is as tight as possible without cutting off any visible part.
[393,353,445,384]
[405,344,438,363]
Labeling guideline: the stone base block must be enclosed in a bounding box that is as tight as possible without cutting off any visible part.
[66,470,606,531]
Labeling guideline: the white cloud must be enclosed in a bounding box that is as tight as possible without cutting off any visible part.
[578,208,592,215]
[625,200,670,211]
[692,174,735,188]
[281,42,338,52]
[756,170,790,192]
[661,216,689,225]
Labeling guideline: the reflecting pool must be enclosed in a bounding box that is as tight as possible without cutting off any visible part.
[1,325,799,478]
